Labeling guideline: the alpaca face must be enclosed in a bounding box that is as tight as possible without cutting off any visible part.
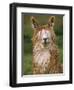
[31,16,55,47]
[36,29,51,45]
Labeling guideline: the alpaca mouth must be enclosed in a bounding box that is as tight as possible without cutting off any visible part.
[43,41,49,46]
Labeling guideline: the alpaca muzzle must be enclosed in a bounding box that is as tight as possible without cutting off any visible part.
[43,38,49,45]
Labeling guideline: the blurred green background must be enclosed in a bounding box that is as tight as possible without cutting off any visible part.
[22,14,63,75]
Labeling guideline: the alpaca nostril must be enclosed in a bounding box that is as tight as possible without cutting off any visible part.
[43,38,48,44]
[43,38,47,41]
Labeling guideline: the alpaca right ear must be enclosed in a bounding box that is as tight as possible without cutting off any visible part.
[48,16,55,27]
[31,16,39,30]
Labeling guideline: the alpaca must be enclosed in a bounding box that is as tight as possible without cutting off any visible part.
[31,16,63,74]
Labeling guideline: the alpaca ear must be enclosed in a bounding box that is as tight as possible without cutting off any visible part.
[48,16,55,27]
[31,16,39,30]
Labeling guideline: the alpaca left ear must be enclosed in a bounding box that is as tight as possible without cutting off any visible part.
[48,16,55,27]
[31,16,39,30]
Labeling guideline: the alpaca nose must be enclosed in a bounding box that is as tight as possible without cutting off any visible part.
[43,38,48,44]
[43,38,47,41]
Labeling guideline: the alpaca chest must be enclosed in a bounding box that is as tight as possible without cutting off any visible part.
[33,50,51,68]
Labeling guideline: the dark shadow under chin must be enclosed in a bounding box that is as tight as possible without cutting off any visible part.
[43,42,49,47]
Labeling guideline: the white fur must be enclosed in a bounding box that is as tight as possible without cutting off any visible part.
[37,29,51,44]
[34,49,51,69]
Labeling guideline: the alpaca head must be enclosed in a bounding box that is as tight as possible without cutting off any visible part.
[31,16,56,47]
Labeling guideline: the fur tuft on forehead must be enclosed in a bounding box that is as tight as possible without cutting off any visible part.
[38,29,50,39]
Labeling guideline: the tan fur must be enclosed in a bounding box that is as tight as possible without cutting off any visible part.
[31,16,63,74]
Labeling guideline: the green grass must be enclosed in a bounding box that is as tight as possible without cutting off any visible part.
[22,15,63,75]
[24,54,32,75]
